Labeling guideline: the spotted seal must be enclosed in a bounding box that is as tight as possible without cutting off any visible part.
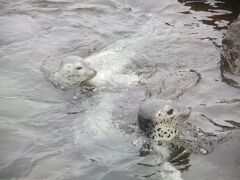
[51,56,97,88]
[138,99,191,144]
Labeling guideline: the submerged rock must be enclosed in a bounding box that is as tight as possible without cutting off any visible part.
[221,15,240,87]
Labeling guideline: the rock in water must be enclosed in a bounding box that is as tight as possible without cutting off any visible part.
[221,15,240,87]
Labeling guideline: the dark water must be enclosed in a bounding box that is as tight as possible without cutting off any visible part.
[0,0,240,180]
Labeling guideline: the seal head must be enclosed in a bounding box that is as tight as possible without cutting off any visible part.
[138,99,191,143]
[53,56,97,87]
[61,56,97,83]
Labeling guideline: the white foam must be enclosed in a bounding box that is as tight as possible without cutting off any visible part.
[74,94,135,164]
[86,46,139,88]
[160,162,183,180]
[85,25,157,88]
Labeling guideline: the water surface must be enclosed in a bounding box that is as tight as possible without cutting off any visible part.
[0,0,240,179]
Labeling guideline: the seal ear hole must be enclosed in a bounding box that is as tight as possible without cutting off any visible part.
[167,109,174,115]
[76,66,82,70]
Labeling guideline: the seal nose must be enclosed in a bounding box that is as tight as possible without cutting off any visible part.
[186,107,192,115]
[92,69,97,76]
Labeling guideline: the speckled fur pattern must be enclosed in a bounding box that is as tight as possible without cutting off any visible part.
[149,121,178,142]
[138,100,191,145]
[149,107,180,143]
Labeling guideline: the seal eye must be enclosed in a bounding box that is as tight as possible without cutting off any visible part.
[76,67,82,70]
[167,109,173,115]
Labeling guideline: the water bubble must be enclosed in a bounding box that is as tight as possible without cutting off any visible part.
[73,95,78,100]
[200,148,207,155]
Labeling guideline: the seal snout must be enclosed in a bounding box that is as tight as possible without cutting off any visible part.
[91,69,97,77]
[173,106,191,129]
[86,68,97,81]
[182,106,192,117]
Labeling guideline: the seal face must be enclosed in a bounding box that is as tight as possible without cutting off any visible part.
[138,99,191,143]
[52,56,97,87]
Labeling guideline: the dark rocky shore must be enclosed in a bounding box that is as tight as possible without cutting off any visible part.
[221,15,240,87]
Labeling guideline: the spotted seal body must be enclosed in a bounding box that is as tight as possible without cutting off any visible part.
[138,99,191,143]
[52,56,97,88]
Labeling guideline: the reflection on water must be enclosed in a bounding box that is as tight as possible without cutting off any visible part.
[178,0,240,30]
[0,0,240,180]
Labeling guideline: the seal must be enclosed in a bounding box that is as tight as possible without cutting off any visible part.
[138,99,191,143]
[52,56,97,88]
